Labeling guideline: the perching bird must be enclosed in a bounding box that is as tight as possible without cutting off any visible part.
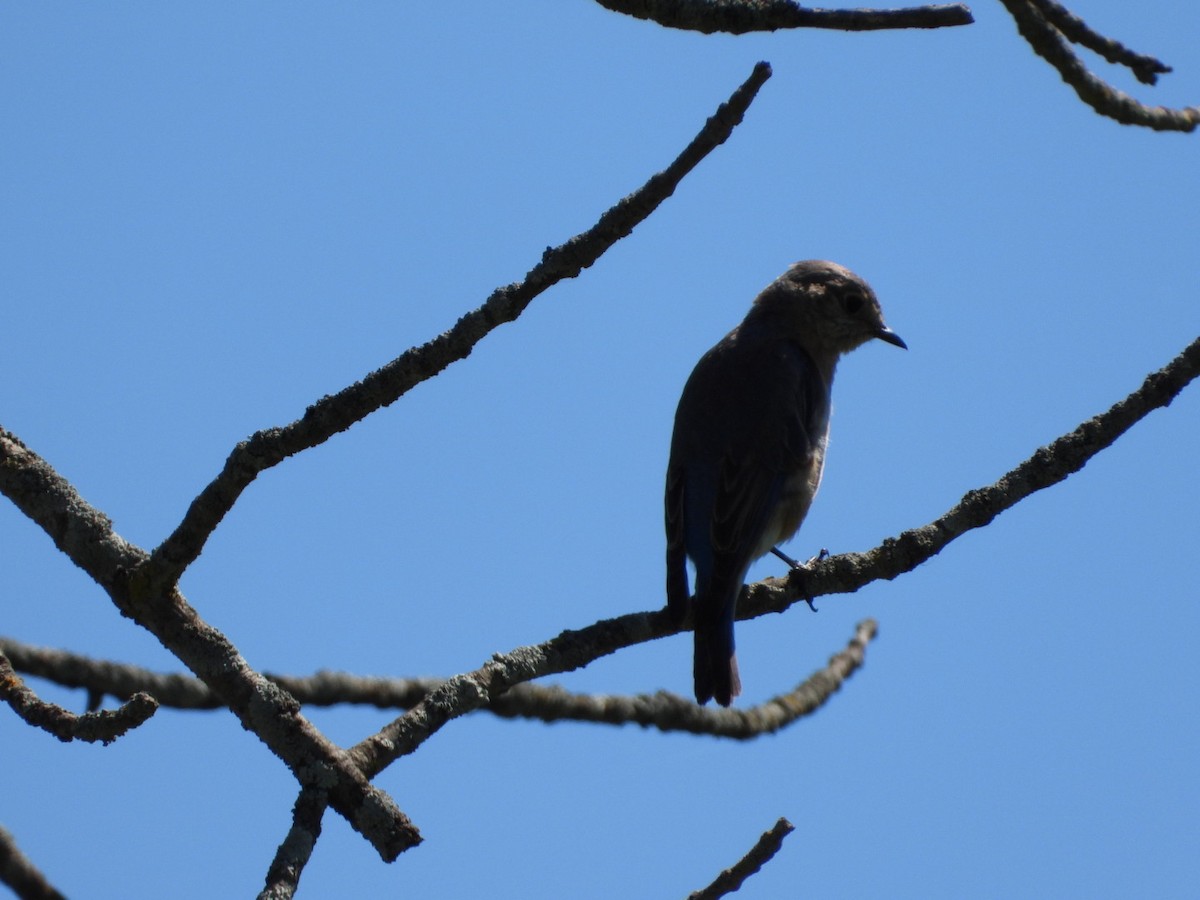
[665,260,905,706]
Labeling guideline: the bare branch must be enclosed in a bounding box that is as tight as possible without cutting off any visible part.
[344,600,866,774]
[258,788,326,900]
[348,335,1200,775]
[4,340,1192,881]
[999,0,1199,131]
[0,635,438,711]
[746,334,1200,616]
[1026,0,1171,85]
[346,608,675,778]
[0,636,440,715]
[0,638,224,710]
[688,817,795,900]
[0,824,65,900]
[0,62,780,866]
[0,650,157,744]
[0,431,145,588]
[145,61,776,589]
[9,334,1192,788]
[595,0,973,33]
[487,619,877,738]
[3,618,875,739]
[0,429,419,861]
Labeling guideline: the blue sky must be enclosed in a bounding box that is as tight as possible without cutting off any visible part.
[2,3,1197,897]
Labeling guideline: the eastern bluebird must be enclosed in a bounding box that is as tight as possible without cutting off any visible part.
[665,260,905,706]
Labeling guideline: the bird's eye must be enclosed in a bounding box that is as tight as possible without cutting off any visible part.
[844,293,865,315]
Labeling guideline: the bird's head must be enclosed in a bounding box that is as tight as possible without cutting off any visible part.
[750,259,906,356]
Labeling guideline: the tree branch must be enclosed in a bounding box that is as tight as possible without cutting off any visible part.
[0,429,419,861]
[688,817,795,900]
[8,334,1192,796]
[6,328,1191,883]
[594,0,973,33]
[484,618,876,738]
[745,333,1200,616]
[0,824,65,900]
[999,0,1199,131]
[258,788,326,900]
[2,618,877,738]
[1025,0,1171,85]
[0,650,157,744]
[0,61,779,868]
[145,60,776,590]
[0,638,225,710]
[347,335,1200,775]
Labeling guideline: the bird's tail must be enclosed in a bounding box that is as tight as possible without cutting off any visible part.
[694,603,741,707]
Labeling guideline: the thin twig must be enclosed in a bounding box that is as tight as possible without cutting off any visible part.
[0,824,65,900]
[487,618,877,738]
[595,0,973,33]
[258,788,326,900]
[2,619,877,739]
[0,638,225,709]
[998,0,1199,131]
[1026,0,1171,85]
[0,650,157,744]
[688,817,795,900]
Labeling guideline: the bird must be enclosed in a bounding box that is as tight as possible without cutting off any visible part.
[664,260,905,706]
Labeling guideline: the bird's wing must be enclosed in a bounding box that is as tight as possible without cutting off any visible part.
[706,339,826,571]
[665,334,825,608]
[664,460,690,620]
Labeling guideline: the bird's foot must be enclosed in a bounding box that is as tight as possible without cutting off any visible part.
[769,546,801,568]
[770,546,828,612]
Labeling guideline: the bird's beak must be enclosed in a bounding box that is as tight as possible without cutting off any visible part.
[875,327,907,350]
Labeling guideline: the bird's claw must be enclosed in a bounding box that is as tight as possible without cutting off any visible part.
[771,545,827,612]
